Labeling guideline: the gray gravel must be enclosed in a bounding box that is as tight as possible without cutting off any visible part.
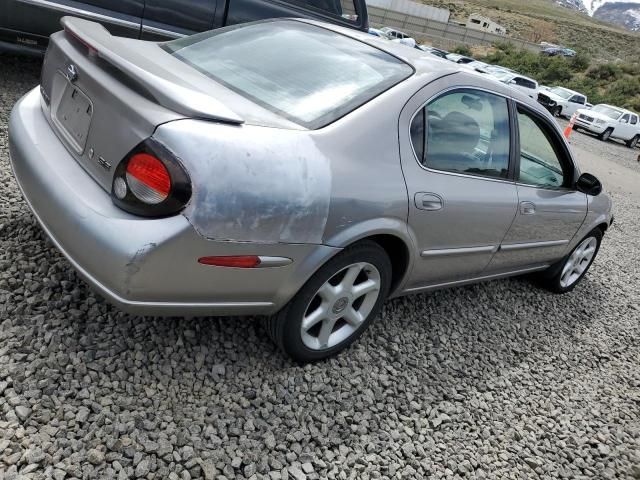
[2,53,640,480]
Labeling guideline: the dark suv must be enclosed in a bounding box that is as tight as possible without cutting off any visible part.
[0,0,369,55]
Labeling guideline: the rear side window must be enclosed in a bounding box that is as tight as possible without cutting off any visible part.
[515,78,536,89]
[632,115,638,125]
[283,0,360,22]
[410,89,511,179]
[164,21,413,129]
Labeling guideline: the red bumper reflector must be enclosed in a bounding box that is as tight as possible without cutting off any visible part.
[198,256,261,268]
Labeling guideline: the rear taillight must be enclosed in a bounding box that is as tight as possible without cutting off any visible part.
[112,139,191,217]
[126,153,171,204]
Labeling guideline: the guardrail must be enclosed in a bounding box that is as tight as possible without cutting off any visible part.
[368,6,541,52]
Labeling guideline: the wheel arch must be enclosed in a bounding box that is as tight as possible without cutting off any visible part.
[322,218,418,296]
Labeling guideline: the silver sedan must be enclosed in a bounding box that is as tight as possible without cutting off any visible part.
[9,17,613,362]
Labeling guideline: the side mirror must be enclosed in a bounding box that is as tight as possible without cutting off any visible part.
[576,173,602,196]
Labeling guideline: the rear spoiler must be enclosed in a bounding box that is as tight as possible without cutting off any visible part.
[60,16,244,124]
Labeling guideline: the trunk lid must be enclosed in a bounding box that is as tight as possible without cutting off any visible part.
[40,17,244,191]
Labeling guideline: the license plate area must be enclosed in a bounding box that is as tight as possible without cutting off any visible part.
[51,73,93,154]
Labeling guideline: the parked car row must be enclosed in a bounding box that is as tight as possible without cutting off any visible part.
[537,87,640,148]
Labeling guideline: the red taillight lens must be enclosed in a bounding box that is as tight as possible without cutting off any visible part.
[111,139,191,218]
[126,153,171,204]
[198,256,262,268]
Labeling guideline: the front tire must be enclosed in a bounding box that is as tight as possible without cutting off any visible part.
[538,229,603,294]
[268,241,391,362]
[599,128,613,142]
[626,135,639,149]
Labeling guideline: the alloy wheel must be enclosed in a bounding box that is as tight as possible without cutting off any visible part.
[300,262,381,350]
[560,236,598,288]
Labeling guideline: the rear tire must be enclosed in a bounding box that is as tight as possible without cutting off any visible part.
[599,128,613,142]
[537,229,603,294]
[626,135,639,149]
[267,241,391,363]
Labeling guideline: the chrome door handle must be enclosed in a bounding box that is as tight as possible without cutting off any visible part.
[520,201,536,215]
[415,193,443,211]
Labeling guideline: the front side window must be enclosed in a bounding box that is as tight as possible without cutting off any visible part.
[621,114,630,123]
[410,89,511,179]
[517,108,568,188]
[163,21,413,129]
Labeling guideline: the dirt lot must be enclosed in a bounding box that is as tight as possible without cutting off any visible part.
[1,54,640,480]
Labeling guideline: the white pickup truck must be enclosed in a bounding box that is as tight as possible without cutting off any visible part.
[574,104,640,148]
[537,87,587,119]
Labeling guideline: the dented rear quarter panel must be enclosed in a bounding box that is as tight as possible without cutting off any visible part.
[153,88,412,249]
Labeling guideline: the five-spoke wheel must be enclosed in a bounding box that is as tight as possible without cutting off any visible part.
[300,262,381,350]
[268,241,391,362]
[540,229,602,293]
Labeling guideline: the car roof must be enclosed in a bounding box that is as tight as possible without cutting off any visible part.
[296,20,547,112]
[597,104,635,115]
[553,86,581,96]
[298,19,460,75]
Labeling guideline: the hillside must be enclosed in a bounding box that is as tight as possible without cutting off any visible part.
[421,0,640,61]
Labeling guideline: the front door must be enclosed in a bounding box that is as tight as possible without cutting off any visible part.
[489,104,587,271]
[400,84,518,288]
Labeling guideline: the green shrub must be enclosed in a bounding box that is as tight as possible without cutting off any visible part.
[570,52,591,72]
[586,63,621,81]
[453,45,472,56]
[538,57,573,83]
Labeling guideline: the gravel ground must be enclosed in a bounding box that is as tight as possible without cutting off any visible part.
[2,54,640,480]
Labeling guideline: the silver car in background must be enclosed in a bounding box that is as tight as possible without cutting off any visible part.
[9,18,613,362]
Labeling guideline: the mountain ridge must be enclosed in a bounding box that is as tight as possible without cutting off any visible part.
[556,0,640,30]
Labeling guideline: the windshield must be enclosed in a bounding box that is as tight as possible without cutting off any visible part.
[163,21,413,129]
[592,105,623,120]
[550,87,573,99]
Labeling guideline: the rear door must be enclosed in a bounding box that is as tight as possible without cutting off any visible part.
[141,0,218,40]
[489,103,587,272]
[3,0,144,50]
[400,80,518,288]
[616,113,635,140]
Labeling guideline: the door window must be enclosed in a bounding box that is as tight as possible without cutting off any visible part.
[517,108,568,188]
[514,78,536,89]
[621,114,630,124]
[632,115,638,125]
[410,89,511,179]
[287,0,359,21]
[570,95,585,104]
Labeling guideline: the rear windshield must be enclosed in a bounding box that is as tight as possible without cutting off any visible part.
[163,21,413,129]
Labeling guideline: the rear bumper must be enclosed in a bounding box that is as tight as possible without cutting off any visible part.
[9,88,338,316]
